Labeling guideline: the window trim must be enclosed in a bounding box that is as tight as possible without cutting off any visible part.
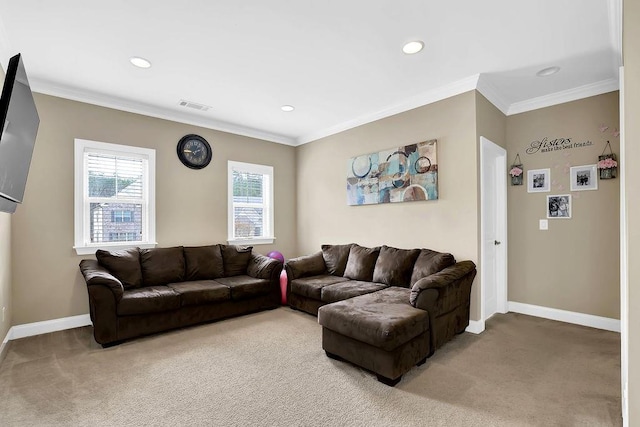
[74,138,157,255]
[227,160,275,245]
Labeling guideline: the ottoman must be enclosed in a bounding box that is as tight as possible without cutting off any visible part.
[317,287,431,386]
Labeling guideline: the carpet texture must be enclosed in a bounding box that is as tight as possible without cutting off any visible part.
[0,309,621,426]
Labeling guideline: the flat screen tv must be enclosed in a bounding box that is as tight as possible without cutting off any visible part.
[0,53,40,213]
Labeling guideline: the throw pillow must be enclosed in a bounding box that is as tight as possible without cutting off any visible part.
[372,245,421,287]
[140,247,186,286]
[343,244,380,282]
[286,252,326,279]
[409,249,456,286]
[96,247,142,289]
[321,244,353,276]
[184,245,224,280]
[222,245,253,277]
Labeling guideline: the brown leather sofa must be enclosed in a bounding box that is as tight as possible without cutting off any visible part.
[79,245,282,347]
[285,243,476,385]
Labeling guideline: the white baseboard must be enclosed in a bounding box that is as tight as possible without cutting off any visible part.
[465,320,485,334]
[9,314,92,340]
[508,301,620,333]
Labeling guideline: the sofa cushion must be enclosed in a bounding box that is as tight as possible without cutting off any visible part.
[222,245,253,277]
[372,246,421,287]
[184,245,224,281]
[321,244,353,276]
[318,287,429,351]
[95,248,142,289]
[117,286,181,315]
[286,252,326,279]
[321,280,388,303]
[214,275,272,300]
[410,249,456,286]
[290,275,350,300]
[343,245,380,282]
[167,280,230,306]
[140,247,186,286]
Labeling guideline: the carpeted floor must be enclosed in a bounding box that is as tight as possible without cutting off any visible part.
[0,309,621,426]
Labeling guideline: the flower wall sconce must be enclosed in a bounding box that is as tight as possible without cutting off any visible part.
[598,141,617,179]
[509,153,524,185]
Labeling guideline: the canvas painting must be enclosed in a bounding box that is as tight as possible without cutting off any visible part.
[347,139,438,206]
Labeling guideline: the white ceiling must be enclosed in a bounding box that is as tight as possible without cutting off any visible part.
[0,0,622,146]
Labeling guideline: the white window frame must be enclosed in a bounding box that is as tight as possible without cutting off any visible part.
[74,138,157,255]
[227,160,275,245]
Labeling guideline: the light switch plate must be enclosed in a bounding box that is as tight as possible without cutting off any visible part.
[539,219,548,230]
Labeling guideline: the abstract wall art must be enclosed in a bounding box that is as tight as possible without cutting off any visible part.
[347,139,438,206]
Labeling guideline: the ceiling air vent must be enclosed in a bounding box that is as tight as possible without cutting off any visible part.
[178,99,211,112]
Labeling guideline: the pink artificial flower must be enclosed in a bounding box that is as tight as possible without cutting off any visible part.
[597,158,618,169]
[509,166,523,177]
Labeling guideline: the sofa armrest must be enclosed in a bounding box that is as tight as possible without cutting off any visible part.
[247,253,283,281]
[284,251,327,281]
[79,259,125,301]
[409,260,477,310]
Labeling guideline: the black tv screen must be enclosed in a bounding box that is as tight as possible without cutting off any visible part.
[0,53,39,212]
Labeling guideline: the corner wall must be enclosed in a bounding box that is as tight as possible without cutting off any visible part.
[0,62,11,353]
[295,91,481,320]
[623,0,639,422]
[505,92,620,319]
[0,212,11,347]
[11,93,297,325]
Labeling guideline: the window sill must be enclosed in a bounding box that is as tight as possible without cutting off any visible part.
[74,242,158,256]
[227,237,275,246]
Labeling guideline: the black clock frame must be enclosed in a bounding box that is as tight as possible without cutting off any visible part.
[176,134,212,169]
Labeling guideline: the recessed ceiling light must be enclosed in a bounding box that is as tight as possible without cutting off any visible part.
[402,41,424,55]
[536,66,560,77]
[130,56,152,69]
[281,105,295,112]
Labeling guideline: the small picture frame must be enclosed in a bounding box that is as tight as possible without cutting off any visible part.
[547,194,571,219]
[527,168,550,193]
[570,164,598,191]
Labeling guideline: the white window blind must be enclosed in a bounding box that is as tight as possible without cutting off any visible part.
[86,152,144,243]
[228,161,274,245]
[74,139,156,255]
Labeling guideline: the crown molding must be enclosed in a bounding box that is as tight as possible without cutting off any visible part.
[507,78,619,116]
[29,77,297,146]
[476,75,510,115]
[24,74,622,147]
[295,75,480,145]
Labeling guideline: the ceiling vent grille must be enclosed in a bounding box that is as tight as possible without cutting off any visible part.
[178,100,211,112]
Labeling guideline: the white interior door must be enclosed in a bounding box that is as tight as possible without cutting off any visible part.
[480,137,508,322]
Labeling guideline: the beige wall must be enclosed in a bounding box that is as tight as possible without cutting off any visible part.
[11,93,297,325]
[0,64,11,343]
[624,0,639,422]
[506,92,620,319]
[476,92,507,149]
[295,91,481,320]
[0,212,10,343]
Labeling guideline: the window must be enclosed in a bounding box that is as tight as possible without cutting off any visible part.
[74,139,156,255]
[228,161,274,245]
[108,232,139,241]
[111,210,134,223]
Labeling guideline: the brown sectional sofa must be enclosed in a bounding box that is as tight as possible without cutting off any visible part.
[79,244,282,346]
[285,243,476,385]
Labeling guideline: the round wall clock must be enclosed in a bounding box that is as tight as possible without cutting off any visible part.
[176,134,212,169]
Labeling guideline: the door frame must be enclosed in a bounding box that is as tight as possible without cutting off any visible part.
[480,136,508,324]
